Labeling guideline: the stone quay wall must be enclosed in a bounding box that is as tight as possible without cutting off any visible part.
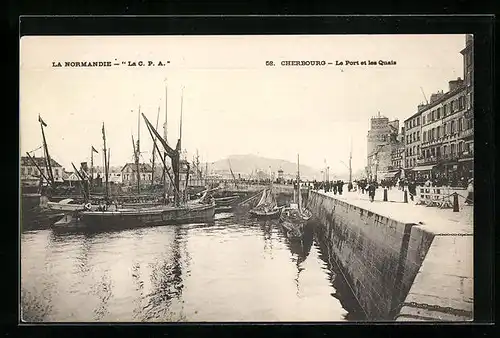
[307,191,435,320]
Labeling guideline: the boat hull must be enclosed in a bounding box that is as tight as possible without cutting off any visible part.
[47,202,85,212]
[279,208,312,238]
[53,203,216,231]
[248,206,283,219]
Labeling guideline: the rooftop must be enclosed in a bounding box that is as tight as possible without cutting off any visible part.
[20,156,63,168]
[121,163,153,172]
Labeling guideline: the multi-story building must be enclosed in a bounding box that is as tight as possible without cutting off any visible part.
[20,156,64,187]
[458,34,474,177]
[416,78,466,180]
[403,106,423,174]
[390,127,405,172]
[406,34,474,183]
[366,113,400,180]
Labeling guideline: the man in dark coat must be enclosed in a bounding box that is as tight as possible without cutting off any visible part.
[368,181,376,202]
[338,180,343,195]
[408,180,416,201]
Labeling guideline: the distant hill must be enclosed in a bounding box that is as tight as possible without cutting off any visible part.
[205,154,323,180]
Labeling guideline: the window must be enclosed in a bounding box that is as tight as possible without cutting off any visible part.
[437,108,441,119]
[417,131,420,140]
[22,167,26,175]
[451,143,456,155]
[423,131,427,142]
[54,169,59,177]
[417,117,420,125]
[28,167,32,175]
[423,115,426,125]
[417,145,420,154]
[449,102,453,114]
[436,126,440,138]
[451,120,456,133]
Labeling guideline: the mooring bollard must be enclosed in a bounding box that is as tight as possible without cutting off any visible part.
[453,192,459,212]
[404,190,408,203]
[383,189,388,201]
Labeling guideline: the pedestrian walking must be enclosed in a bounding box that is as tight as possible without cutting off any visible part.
[338,180,343,195]
[466,178,474,205]
[368,181,376,202]
[408,180,416,201]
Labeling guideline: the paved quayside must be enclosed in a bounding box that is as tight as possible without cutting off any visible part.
[318,188,473,321]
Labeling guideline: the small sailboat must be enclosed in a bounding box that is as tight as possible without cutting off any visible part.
[280,154,312,238]
[248,187,284,219]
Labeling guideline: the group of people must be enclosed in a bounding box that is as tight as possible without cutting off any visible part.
[321,180,346,195]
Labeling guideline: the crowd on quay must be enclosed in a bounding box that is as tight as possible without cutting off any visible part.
[215,173,474,205]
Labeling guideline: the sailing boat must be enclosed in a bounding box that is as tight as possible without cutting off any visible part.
[279,154,312,238]
[54,91,215,231]
[248,186,284,219]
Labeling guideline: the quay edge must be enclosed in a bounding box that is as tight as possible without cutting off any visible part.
[307,190,473,321]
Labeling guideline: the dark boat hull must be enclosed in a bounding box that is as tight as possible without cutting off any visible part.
[53,203,216,231]
[279,208,312,238]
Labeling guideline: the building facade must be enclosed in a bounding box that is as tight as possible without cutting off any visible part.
[413,36,473,183]
[121,163,153,185]
[20,156,64,186]
[403,107,423,172]
[366,113,400,180]
[458,34,474,177]
[390,127,405,172]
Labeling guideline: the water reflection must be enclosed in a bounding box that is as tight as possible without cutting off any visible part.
[21,214,363,322]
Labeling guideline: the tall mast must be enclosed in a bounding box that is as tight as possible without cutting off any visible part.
[90,147,94,191]
[107,148,111,198]
[175,87,184,206]
[102,123,109,201]
[297,154,302,212]
[151,106,160,187]
[38,115,54,186]
[163,82,168,201]
[136,106,141,194]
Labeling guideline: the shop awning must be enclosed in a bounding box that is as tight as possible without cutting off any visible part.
[382,171,399,179]
[458,157,474,162]
[411,165,435,171]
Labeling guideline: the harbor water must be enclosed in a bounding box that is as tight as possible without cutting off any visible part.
[20,212,364,322]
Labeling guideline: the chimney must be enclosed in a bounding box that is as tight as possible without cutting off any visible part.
[448,77,463,92]
[429,93,443,103]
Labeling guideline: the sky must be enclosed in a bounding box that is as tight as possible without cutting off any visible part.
[20,34,466,175]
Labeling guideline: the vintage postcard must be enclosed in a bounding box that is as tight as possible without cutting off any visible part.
[20,34,474,322]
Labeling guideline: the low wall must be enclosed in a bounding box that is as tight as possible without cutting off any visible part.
[308,191,434,320]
